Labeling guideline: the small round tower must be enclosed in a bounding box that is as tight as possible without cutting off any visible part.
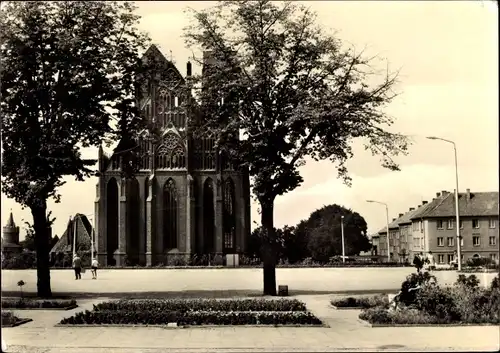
[2,211,21,253]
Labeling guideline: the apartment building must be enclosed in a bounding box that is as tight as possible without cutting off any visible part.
[372,189,499,265]
[377,212,411,263]
[410,189,499,265]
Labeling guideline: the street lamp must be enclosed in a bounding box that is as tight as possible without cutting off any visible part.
[341,216,345,263]
[426,136,462,271]
[367,200,391,262]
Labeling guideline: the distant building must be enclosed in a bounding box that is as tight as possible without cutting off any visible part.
[50,214,95,255]
[410,190,499,265]
[1,212,21,254]
[374,189,499,265]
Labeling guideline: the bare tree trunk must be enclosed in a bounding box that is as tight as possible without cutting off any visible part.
[30,201,52,298]
[260,201,277,296]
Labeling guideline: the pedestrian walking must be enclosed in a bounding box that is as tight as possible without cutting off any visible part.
[91,258,99,279]
[413,254,422,273]
[72,254,82,280]
[426,251,436,271]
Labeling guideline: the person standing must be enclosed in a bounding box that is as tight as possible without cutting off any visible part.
[72,254,82,280]
[91,257,99,279]
[427,251,436,271]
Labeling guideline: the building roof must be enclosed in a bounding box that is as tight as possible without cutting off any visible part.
[5,212,16,228]
[412,191,499,219]
[50,214,95,253]
[377,213,406,234]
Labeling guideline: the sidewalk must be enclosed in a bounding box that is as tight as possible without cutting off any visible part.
[2,295,499,352]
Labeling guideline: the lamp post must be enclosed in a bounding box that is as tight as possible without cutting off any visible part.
[426,136,462,271]
[341,216,345,263]
[367,200,391,262]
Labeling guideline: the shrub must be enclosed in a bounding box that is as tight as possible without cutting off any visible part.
[2,298,77,309]
[359,307,393,324]
[331,295,389,309]
[93,298,307,313]
[360,307,439,325]
[414,285,461,322]
[491,274,499,290]
[466,257,495,268]
[1,311,22,326]
[455,274,480,289]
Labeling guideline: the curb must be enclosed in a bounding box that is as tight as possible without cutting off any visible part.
[1,318,33,328]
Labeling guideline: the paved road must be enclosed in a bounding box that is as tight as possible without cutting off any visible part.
[2,268,496,295]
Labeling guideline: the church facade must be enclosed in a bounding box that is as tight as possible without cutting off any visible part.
[95,45,251,266]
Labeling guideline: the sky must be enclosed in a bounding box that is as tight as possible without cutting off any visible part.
[1,1,498,240]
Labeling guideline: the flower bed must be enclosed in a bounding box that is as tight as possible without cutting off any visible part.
[92,298,306,312]
[2,298,77,310]
[60,309,322,326]
[60,298,322,326]
[358,273,500,326]
[331,295,389,309]
[1,311,32,327]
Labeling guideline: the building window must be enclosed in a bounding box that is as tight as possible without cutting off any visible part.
[413,222,418,231]
[473,236,480,246]
[438,254,444,264]
[447,237,454,247]
[472,219,480,229]
[447,219,454,229]
[419,221,423,231]
[460,238,464,247]
[163,178,178,250]
[490,253,498,262]
[489,219,496,229]
[489,236,497,246]
[437,237,444,246]
[437,220,444,230]
[459,220,463,229]
[447,254,454,263]
[223,178,236,251]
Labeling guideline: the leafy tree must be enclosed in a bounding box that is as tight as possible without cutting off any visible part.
[1,1,149,297]
[305,204,371,261]
[184,0,409,295]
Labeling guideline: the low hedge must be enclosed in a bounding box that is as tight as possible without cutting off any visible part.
[331,295,389,309]
[2,298,77,309]
[93,298,307,312]
[0,311,30,327]
[60,309,322,326]
[1,311,20,326]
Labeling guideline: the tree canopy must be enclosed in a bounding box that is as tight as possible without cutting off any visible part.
[185,0,409,295]
[0,1,149,297]
[249,204,371,263]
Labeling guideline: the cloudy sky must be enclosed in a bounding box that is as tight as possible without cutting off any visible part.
[2,1,498,239]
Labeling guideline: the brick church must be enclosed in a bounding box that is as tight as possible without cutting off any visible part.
[95,45,251,266]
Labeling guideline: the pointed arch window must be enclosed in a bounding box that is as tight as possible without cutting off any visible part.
[163,179,178,250]
[223,178,236,251]
[203,178,215,253]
